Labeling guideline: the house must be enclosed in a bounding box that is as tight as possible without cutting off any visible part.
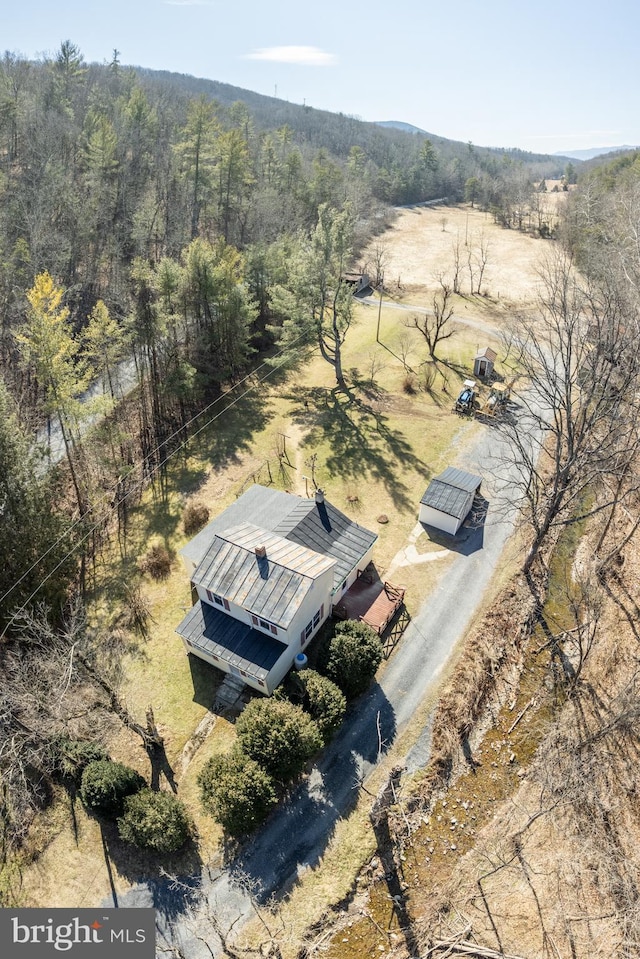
[176,486,378,695]
[473,347,497,380]
[419,467,482,535]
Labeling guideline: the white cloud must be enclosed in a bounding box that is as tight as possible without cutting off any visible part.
[245,46,337,67]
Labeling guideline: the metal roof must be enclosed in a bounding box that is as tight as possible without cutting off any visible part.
[275,498,378,592]
[177,601,287,681]
[191,522,335,626]
[181,486,299,567]
[181,486,377,594]
[420,467,482,519]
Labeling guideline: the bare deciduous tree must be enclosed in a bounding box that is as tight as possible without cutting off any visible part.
[408,276,456,360]
[0,602,162,851]
[496,251,640,580]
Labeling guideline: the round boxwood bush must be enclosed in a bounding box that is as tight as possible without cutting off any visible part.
[235,698,323,782]
[198,752,277,836]
[117,789,191,853]
[324,621,383,699]
[80,759,146,818]
[294,669,346,743]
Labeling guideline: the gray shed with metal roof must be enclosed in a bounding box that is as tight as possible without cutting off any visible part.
[419,467,482,535]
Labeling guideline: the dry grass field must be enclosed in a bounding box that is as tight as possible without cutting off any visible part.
[368,203,558,305]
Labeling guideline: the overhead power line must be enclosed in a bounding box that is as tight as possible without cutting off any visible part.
[1,333,309,616]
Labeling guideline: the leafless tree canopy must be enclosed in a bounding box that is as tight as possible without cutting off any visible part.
[495,249,640,577]
[0,603,157,854]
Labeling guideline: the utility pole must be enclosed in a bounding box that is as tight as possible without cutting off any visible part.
[376,272,384,343]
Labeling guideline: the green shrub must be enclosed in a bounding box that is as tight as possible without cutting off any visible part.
[198,752,276,836]
[53,738,109,785]
[292,669,346,743]
[183,502,210,537]
[324,621,383,699]
[80,760,145,817]
[235,698,323,782]
[117,789,191,853]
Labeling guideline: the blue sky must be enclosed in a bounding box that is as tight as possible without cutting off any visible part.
[4,0,639,153]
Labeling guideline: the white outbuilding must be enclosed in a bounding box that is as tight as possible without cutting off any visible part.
[419,467,483,535]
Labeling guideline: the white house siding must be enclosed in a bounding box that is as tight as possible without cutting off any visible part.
[182,641,282,695]
[195,563,333,648]
[331,541,377,598]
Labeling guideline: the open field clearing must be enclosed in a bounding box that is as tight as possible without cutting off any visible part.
[374,203,558,306]
[14,205,559,920]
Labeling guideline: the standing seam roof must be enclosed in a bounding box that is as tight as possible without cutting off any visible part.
[191,522,334,626]
[275,499,377,591]
[176,601,287,681]
[420,467,482,519]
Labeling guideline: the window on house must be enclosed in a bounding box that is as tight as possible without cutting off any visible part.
[313,610,321,627]
[305,621,313,639]
[341,580,347,592]
[251,614,278,636]
[208,590,228,609]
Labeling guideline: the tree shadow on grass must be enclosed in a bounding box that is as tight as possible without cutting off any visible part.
[98,817,202,921]
[189,388,276,472]
[285,384,430,513]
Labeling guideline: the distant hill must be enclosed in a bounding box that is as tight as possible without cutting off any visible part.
[375,120,431,136]
[554,145,639,161]
[132,71,570,175]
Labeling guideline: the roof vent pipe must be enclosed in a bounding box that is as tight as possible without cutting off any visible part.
[255,545,267,558]
[315,488,325,504]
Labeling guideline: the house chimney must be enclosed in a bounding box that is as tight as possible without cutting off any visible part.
[255,545,266,559]
[315,488,325,504]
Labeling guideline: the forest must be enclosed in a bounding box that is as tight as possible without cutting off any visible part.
[2,37,639,898]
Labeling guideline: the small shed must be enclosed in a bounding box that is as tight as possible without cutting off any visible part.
[473,347,497,379]
[419,467,482,535]
[342,271,370,294]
